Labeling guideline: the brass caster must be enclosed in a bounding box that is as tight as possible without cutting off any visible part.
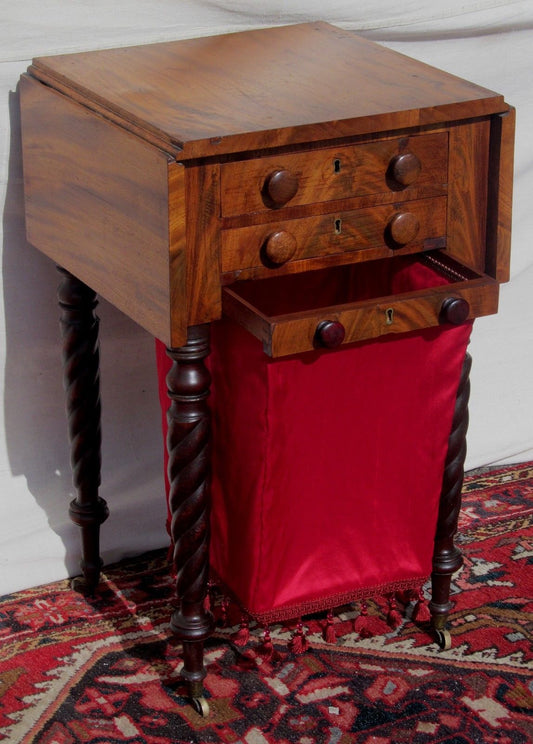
[192,696,210,717]
[435,629,452,650]
[70,575,96,596]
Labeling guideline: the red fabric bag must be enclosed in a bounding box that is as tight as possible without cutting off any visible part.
[157,260,472,623]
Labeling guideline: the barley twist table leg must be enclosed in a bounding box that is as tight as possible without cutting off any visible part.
[430,351,471,648]
[166,324,214,712]
[57,267,109,593]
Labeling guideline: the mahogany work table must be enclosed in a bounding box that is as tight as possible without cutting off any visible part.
[20,23,514,714]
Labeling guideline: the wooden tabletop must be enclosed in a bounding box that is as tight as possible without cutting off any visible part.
[29,22,505,160]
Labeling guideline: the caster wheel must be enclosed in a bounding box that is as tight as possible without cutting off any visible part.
[70,576,95,595]
[192,696,210,717]
[436,629,452,650]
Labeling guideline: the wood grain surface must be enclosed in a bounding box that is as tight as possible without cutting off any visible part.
[486,107,515,282]
[184,163,221,329]
[446,120,490,274]
[29,22,506,159]
[20,74,185,347]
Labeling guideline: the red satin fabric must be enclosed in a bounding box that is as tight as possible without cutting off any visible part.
[156,263,472,622]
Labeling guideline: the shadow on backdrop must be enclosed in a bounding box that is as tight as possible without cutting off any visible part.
[2,86,168,582]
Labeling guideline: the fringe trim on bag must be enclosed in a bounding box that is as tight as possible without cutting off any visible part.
[233,576,426,625]
[204,578,431,651]
[207,564,427,625]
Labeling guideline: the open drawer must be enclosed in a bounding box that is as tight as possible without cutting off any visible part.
[222,252,499,357]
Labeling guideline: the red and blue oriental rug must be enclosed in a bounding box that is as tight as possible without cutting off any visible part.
[0,463,532,743]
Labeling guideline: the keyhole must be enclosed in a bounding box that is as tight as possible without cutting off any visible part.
[333,158,341,173]
[386,308,394,325]
[334,218,342,235]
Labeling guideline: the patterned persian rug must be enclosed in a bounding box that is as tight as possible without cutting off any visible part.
[1,463,532,743]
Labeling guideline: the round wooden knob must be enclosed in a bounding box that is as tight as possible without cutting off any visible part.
[387,212,420,246]
[315,320,345,348]
[262,230,297,265]
[389,152,422,187]
[440,297,470,325]
[264,169,299,207]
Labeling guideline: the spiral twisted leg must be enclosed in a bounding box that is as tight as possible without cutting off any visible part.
[57,268,109,593]
[430,352,472,643]
[166,324,214,707]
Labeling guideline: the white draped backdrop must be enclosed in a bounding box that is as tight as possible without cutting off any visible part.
[1,1,532,594]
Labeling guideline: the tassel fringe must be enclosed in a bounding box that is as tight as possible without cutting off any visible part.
[204,587,428,651]
[354,599,391,637]
[412,588,431,623]
[259,627,274,660]
[323,610,337,644]
[233,615,251,647]
[387,594,403,629]
[353,600,372,638]
[258,627,282,662]
[290,620,309,654]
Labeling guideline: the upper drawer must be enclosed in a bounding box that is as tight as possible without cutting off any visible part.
[220,132,448,217]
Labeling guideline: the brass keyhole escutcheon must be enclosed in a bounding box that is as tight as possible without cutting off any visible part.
[386,308,394,325]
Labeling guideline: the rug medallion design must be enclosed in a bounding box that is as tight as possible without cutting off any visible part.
[1,464,532,743]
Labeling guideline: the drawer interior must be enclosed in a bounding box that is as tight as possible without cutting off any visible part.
[225,252,476,318]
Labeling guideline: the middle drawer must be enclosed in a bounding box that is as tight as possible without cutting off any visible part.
[221,196,446,276]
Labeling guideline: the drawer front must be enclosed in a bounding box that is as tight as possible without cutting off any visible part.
[221,132,448,217]
[222,196,446,274]
[222,254,498,357]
